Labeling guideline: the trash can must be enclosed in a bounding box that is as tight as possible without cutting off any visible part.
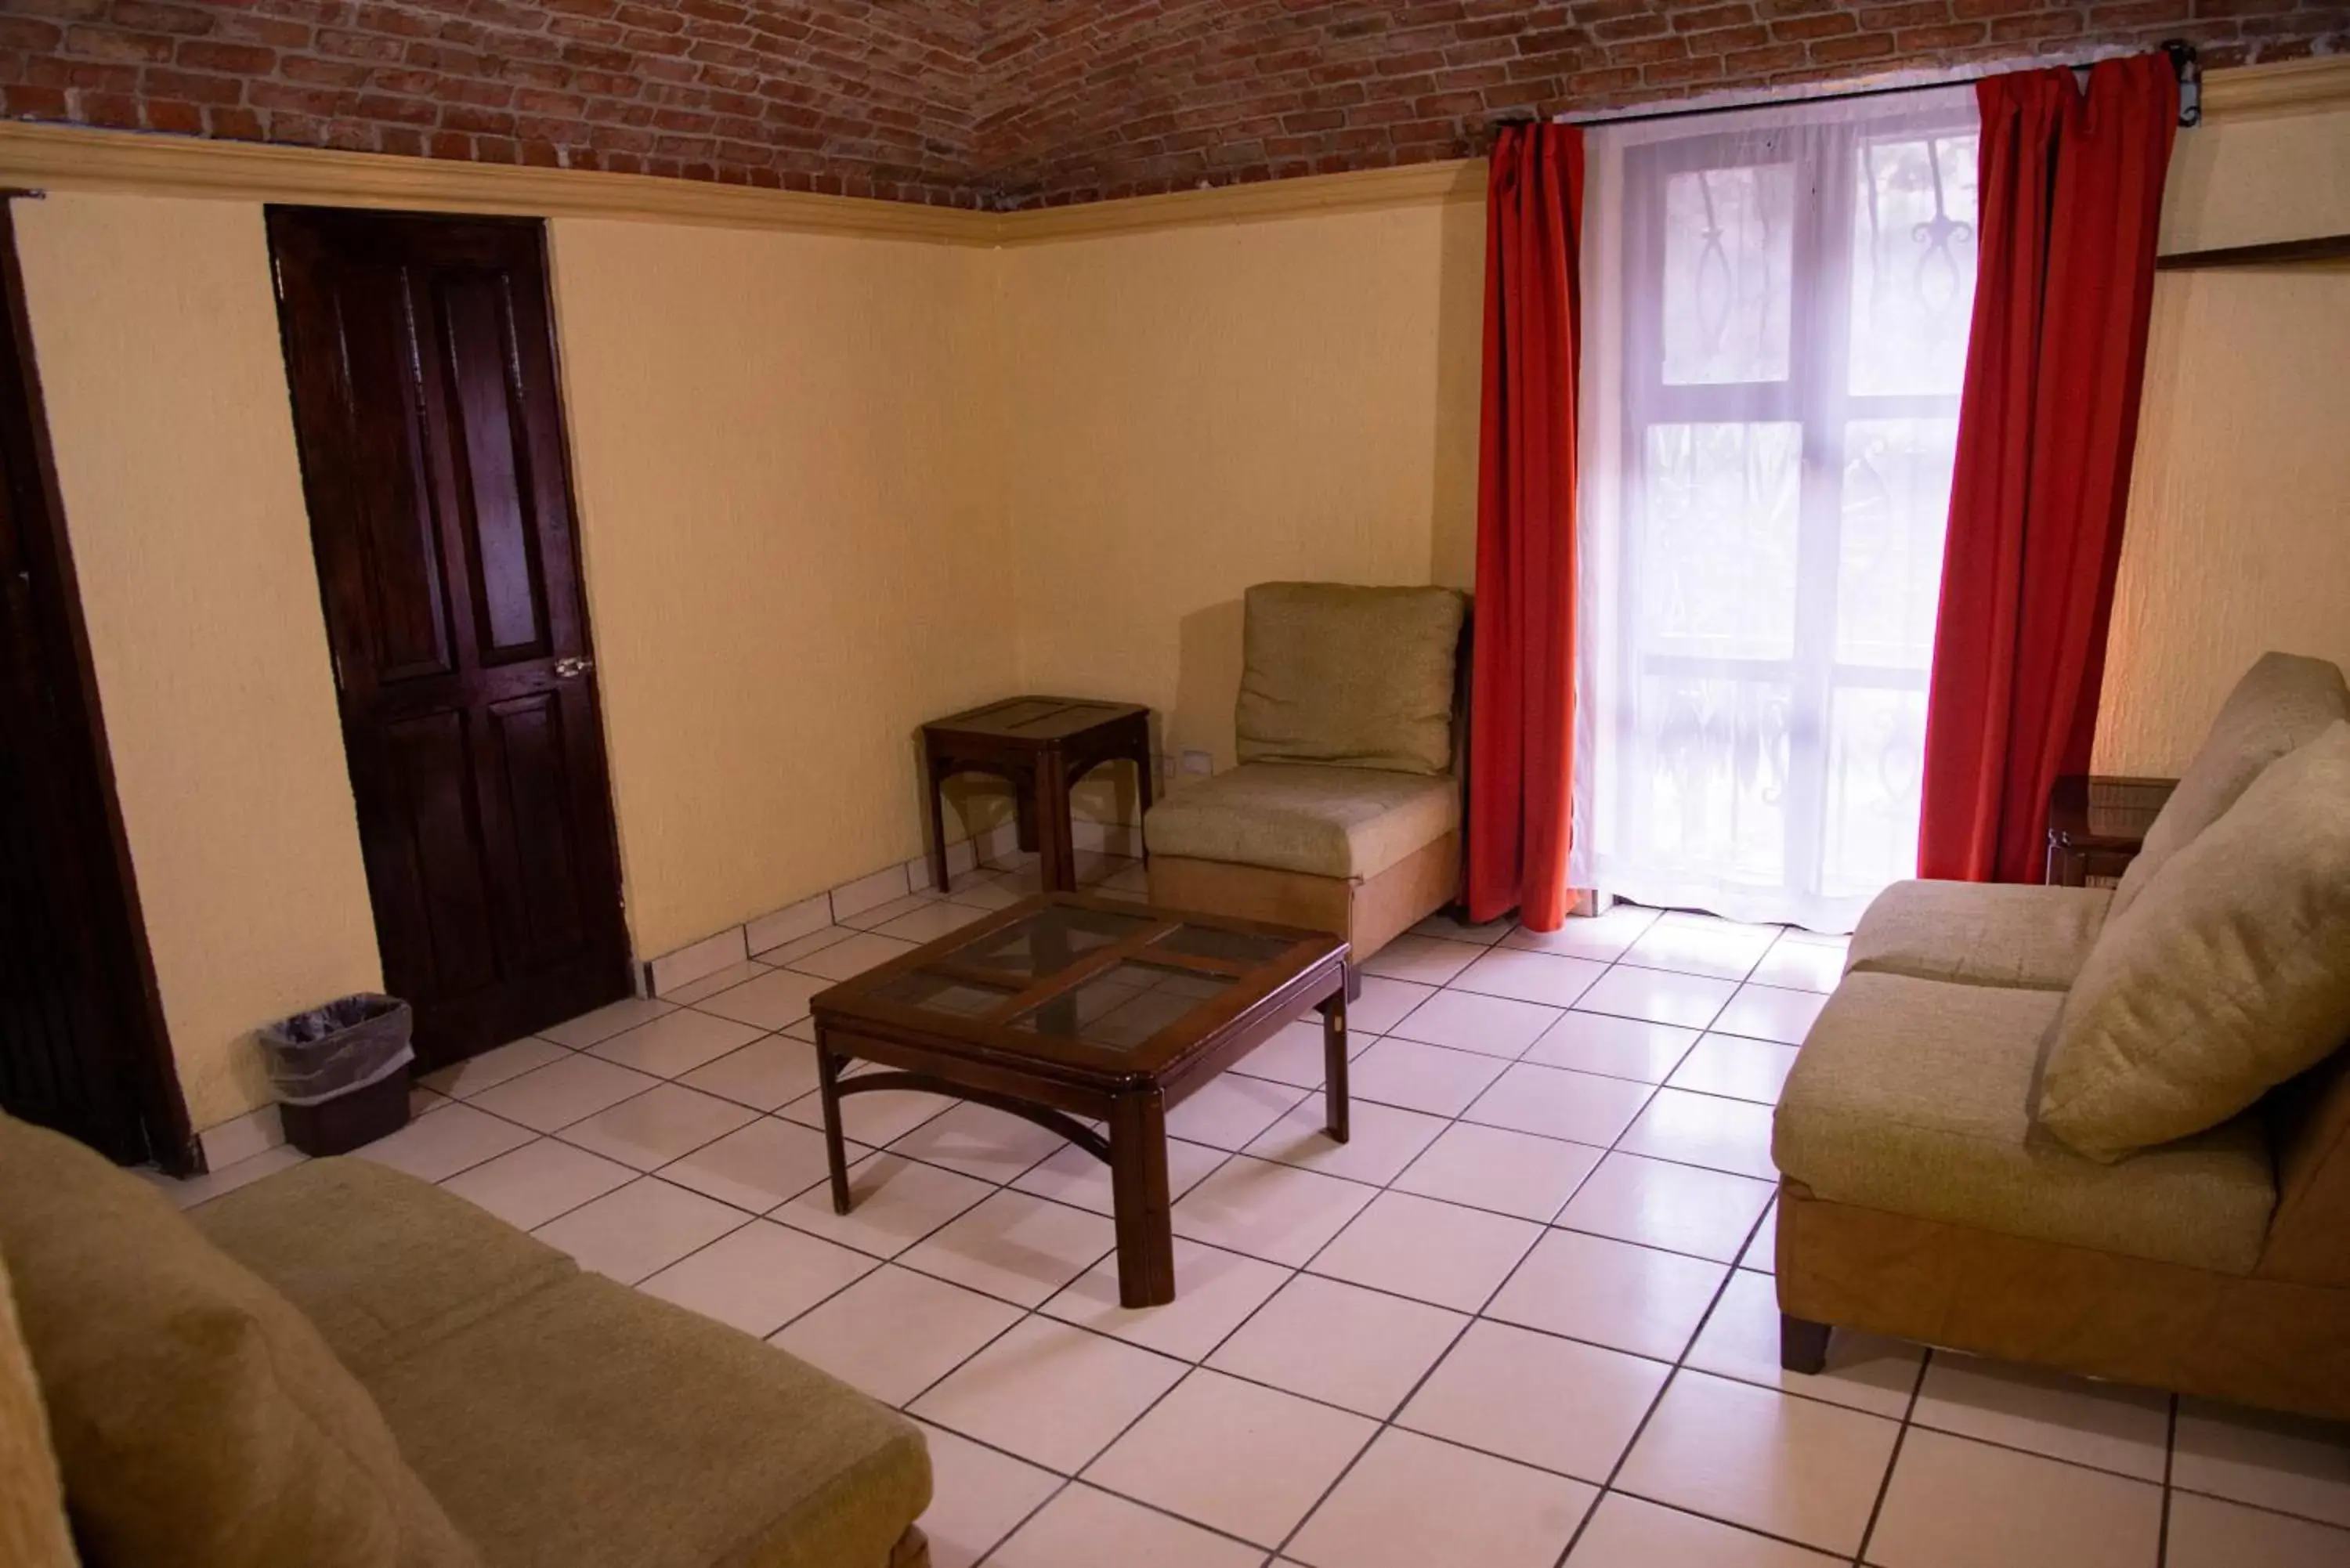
[259,994,415,1157]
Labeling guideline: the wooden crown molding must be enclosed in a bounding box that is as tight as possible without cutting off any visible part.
[0,120,1000,246]
[2200,53,2350,121]
[0,57,2337,246]
[0,119,1477,246]
[993,160,1484,245]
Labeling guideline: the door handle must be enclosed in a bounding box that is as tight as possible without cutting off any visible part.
[554,656,593,679]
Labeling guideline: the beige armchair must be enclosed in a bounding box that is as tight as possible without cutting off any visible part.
[1144,583,1468,968]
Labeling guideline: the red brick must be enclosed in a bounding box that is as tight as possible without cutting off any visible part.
[4,0,2339,208]
[1895,22,1992,47]
[141,65,243,103]
[64,24,172,63]
[1811,29,1901,57]
[175,40,275,74]
[1772,11,1864,38]
[142,94,201,131]
[0,20,65,53]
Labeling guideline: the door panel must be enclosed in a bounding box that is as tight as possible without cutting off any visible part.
[270,210,629,1068]
[437,272,551,660]
[0,204,190,1166]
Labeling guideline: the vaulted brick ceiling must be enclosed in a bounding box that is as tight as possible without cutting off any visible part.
[5,2,2344,209]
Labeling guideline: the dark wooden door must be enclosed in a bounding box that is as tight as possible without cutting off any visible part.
[0,203,192,1168]
[269,209,629,1070]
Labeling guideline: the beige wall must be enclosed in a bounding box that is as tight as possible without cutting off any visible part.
[11,63,2340,1134]
[999,199,1488,818]
[548,219,1014,956]
[14,195,383,1129]
[15,197,1011,1129]
[2092,103,2350,773]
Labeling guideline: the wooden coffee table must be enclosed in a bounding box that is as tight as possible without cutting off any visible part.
[808,894,1349,1306]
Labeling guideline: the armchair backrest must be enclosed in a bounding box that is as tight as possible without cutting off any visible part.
[1235,583,1467,777]
[2258,1046,2350,1287]
[2111,652,2350,922]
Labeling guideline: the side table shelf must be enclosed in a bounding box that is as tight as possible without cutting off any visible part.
[2045,775,2178,888]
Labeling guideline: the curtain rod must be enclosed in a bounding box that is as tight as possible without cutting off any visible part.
[1542,38,2200,132]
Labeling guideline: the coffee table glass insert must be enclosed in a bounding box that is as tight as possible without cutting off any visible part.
[809,894,1350,1306]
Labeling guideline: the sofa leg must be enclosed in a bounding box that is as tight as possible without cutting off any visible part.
[1780,1313,1831,1375]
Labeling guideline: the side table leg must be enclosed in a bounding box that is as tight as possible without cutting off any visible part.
[1107,1090,1175,1307]
[1319,981,1350,1143]
[924,750,953,894]
[815,1035,853,1215]
[1038,750,1076,892]
[1130,720,1155,858]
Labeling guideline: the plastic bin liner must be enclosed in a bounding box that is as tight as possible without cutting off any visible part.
[258,994,414,1106]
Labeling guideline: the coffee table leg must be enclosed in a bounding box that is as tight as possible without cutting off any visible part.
[1108,1089,1175,1307]
[815,1035,853,1215]
[1320,981,1350,1143]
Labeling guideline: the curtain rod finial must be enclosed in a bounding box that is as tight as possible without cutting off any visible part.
[2163,39,2202,126]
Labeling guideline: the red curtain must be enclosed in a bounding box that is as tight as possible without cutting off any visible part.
[1467,123,1584,930]
[1918,56,2177,884]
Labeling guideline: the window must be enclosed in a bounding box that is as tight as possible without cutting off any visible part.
[1572,88,1980,930]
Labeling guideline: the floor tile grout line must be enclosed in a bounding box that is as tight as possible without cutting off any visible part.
[1548,1190,1786,1568]
[400,923,1845,1429]
[1258,1027,1681,1565]
[2157,1393,2179,1567]
[1848,1339,1936,1566]
[1271,945,1743,1565]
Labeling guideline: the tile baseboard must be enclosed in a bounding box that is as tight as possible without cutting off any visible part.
[649,817,1037,995]
[197,1103,287,1170]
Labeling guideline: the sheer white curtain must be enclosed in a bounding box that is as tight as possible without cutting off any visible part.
[1571,87,1981,932]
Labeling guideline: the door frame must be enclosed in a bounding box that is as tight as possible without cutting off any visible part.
[264,206,634,1064]
[0,196,197,1172]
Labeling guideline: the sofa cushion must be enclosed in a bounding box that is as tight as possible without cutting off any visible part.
[1144,762,1460,880]
[1846,880,2112,992]
[1773,973,2274,1274]
[195,1155,577,1376]
[0,1113,479,1568]
[2039,722,2350,1163]
[0,1248,74,1568]
[1235,582,1466,775]
[2110,652,2350,922]
[363,1272,929,1568]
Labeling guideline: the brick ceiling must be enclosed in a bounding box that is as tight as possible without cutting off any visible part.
[5,2,2345,209]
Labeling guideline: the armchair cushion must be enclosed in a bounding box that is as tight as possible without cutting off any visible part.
[0,1248,74,1568]
[0,1114,479,1568]
[1143,762,1459,880]
[2110,652,2349,922]
[1773,973,2273,1274]
[2039,722,2350,1162]
[194,1156,576,1375]
[1235,583,1466,776]
[363,1273,930,1568]
[1846,880,2111,992]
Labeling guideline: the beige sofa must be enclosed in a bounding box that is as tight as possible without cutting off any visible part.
[1772,653,2350,1419]
[1145,583,1468,965]
[0,1112,931,1567]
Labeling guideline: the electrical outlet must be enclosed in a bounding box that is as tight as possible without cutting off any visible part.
[1159,753,1178,779]
[1180,750,1213,775]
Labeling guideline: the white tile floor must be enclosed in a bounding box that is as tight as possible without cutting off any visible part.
[165,855,2350,1568]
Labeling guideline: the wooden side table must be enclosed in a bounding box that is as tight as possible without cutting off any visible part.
[921,698,1153,894]
[2045,775,2178,887]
